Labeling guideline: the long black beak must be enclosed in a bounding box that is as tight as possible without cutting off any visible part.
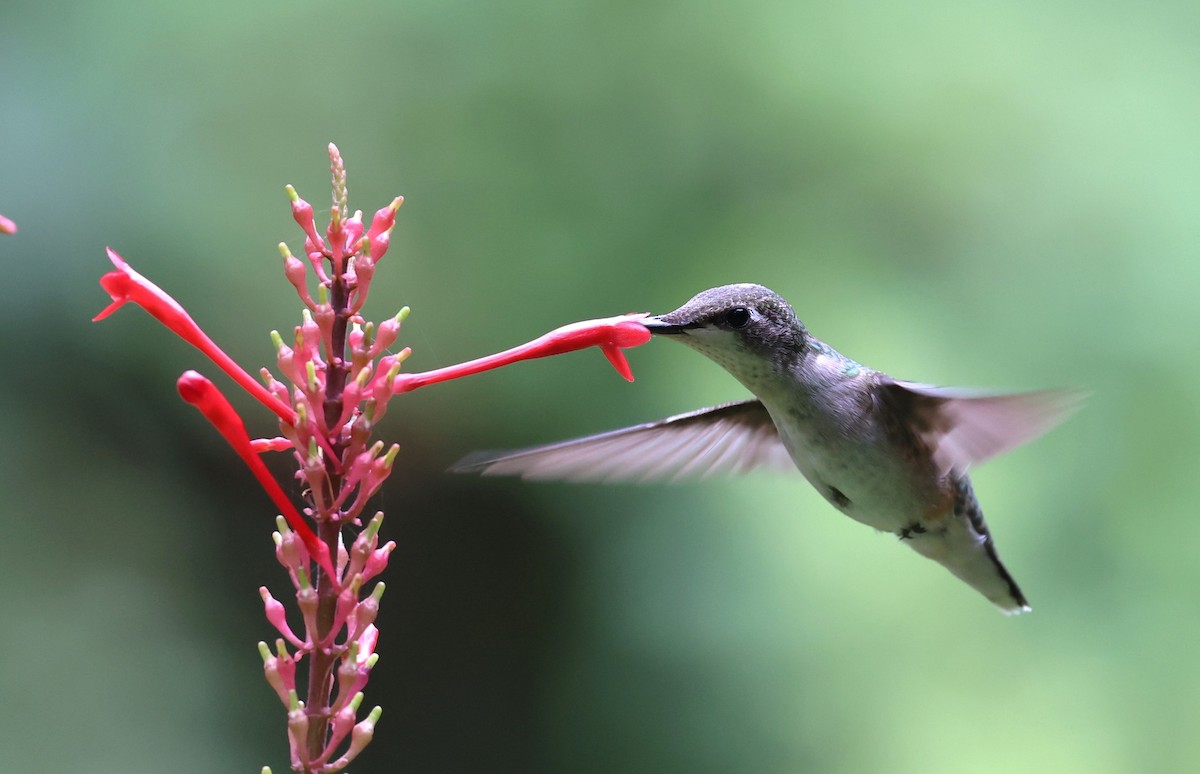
[641,316,695,335]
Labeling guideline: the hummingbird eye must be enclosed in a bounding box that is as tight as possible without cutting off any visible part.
[724,307,752,329]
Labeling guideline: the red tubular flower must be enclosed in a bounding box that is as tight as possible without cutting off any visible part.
[176,370,337,581]
[392,313,653,394]
[0,214,15,234]
[95,249,297,425]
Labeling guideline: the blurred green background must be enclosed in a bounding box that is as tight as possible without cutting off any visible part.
[2,0,1198,771]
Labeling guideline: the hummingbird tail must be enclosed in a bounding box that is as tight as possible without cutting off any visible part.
[905,478,1031,614]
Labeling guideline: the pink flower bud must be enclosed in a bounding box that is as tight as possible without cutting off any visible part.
[349,255,375,313]
[275,522,306,576]
[343,210,364,259]
[357,624,379,662]
[334,644,364,708]
[0,214,16,234]
[347,323,366,358]
[332,574,363,635]
[281,248,315,310]
[296,585,320,644]
[366,197,403,261]
[250,437,293,454]
[298,310,324,366]
[324,693,363,759]
[327,207,346,274]
[368,310,405,359]
[258,641,290,706]
[346,517,380,578]
[287,699,311,768]
[313,302,335,350]
[286,185,326,255]
[260,366,291,407]
[334,375,366,431]
[260,587,305,647]
[347,586,380,641]
[328,706,381,769]
[362,542,395,582]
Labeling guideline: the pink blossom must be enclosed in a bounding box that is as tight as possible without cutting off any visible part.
[0,214,15,234]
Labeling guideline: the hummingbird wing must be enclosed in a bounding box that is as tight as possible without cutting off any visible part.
[449,399,795,483]
[885,381,1083,476]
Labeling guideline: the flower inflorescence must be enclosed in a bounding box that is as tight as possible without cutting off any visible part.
[94,143,652,772]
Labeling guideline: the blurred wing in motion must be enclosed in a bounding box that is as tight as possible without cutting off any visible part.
[885,381,1084,476]
[450,399,795,483]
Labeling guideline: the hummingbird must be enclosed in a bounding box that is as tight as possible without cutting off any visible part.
[452,284,1080,613]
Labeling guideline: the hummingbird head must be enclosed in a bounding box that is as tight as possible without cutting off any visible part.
[643,283,809,380]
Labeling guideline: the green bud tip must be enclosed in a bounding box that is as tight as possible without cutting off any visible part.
[295,402,309,423]
[275,639,288,658]
[390,196,404,212]
[317,284,328,304]
[277,242,294,259]
[382,444,400,467]
[285,184,299,202]
[365,511,384,541]
[270,330,284,352]
[396,347,413,365]
[355,367,372,388]
[305,360,318,390]
[397,306,411,323]
[307,437,319,459]
[371,582,386,603]
[302,308,314,325]
[272,531,283,547]
[257,641,272,661]
[288,689,301,711]
[365,653,380,669]
[296,567,311,590]
[367,705,383,724]
[349,692,365,712]
[262,767,273,774]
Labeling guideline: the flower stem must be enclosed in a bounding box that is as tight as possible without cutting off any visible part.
[306,272,353,766]
[304,518,343,765]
